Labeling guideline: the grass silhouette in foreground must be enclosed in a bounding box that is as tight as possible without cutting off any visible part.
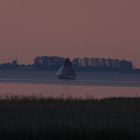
[0,96,140,140]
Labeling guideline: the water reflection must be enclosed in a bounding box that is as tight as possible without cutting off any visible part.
[0,83,140,99]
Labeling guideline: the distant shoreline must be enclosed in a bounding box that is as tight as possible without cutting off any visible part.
[0,69,140,73]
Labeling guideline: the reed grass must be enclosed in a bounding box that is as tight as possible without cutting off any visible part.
[0,96,140,140]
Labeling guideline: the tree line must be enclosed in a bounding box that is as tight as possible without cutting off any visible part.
[72,57,133,72]
[0,56,138,72]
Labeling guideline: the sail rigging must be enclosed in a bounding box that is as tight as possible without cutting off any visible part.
[55,58,77,79]
[55,65,64,76]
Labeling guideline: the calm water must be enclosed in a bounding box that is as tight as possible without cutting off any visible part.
[0,83,140,99]
[0,71,140,99]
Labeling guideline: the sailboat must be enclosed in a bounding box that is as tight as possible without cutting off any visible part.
[55,58,77,80]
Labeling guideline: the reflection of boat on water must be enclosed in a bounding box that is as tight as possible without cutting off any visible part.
[55,58,77,80]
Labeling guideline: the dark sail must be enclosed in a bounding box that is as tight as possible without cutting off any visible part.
[56,58,76,79]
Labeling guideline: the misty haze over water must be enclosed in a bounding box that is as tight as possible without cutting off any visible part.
[0,71,139,99]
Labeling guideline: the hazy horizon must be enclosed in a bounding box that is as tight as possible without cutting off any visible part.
[0,55,138,68]
[0,0,140,68]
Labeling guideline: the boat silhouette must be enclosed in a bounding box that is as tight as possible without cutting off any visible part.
[55,58,77,79]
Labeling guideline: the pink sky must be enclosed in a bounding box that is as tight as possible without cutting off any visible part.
[0,0,140,68]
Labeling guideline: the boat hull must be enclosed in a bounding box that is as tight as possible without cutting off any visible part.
[58,75,76,80]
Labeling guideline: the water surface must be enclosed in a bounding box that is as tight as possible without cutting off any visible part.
[0,83,139,99]
[0,71,140,99]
